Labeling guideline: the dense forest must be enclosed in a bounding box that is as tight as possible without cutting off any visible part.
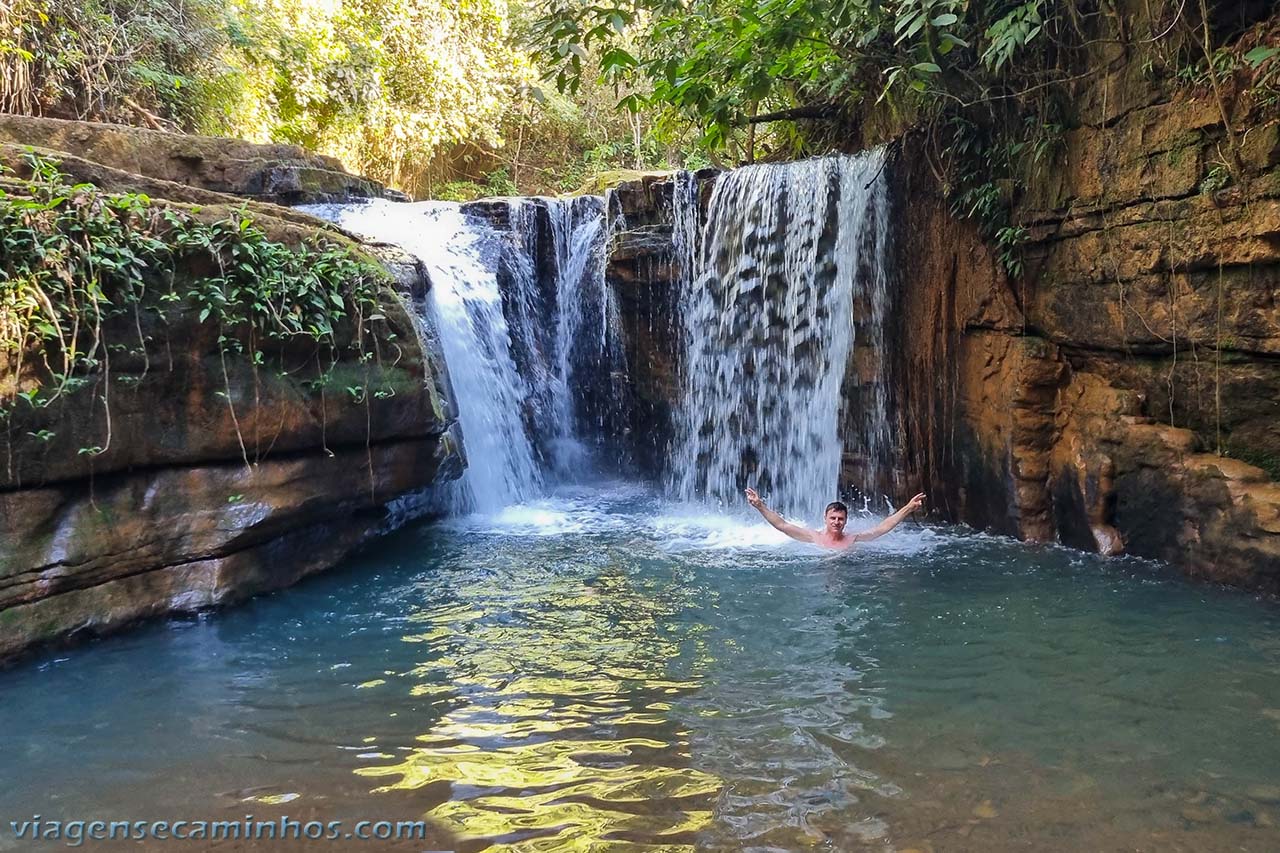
[0,0,695,197]
[2,0,1277,211]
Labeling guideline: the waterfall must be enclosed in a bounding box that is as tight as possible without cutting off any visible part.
[504,195,629,478]
[303,152,892,523]
[302,194,629,513]
[671,170,701,291]
[301,200,543,513]
[668,150,893,519]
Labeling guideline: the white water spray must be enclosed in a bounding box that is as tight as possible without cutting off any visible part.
[669,150,893,519]
[302,200,543,513]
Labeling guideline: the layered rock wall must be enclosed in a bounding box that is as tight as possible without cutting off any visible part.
[604,61,1280,591]
[606,176,692,478]
[0,121,462,661]
[891,58,1280,589]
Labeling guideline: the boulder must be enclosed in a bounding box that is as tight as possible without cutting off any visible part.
[0,115,392,205]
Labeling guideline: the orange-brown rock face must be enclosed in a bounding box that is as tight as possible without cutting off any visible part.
[0,436,460,660]
[0,122,461,662]
[893,62,1280,590]
[0,304,461,661]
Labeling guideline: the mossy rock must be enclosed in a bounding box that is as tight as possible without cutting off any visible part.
[571,169,677,196]
[0,115,392,205]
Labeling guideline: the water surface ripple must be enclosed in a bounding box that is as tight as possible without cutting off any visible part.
[4,485,1280,851]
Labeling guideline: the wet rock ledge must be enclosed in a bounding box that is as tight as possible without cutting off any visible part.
[605,114,1280,593]
[0,117,462,663]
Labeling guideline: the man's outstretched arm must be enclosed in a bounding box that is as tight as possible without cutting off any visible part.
[745,487,815,543]
[851,493,926,542]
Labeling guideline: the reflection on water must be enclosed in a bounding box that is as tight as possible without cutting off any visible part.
[359,564,717,851]
[3,484,1280,852]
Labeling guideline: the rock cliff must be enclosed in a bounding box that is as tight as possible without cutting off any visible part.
[604,55,1280,592]
[890,36,1280,590]
[0,118,462,661]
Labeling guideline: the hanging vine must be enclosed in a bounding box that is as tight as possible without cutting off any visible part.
[0,151,400,480]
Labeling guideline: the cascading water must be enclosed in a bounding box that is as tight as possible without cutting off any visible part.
[301,200,543,513]
[306,150,889,521]
[670,170,701,292]
[669,150,893,519]
[504,195,629,477]
[303,193,629,513]
[668,169,701,398]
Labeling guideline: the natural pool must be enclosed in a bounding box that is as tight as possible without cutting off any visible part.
[5,484,1280,852]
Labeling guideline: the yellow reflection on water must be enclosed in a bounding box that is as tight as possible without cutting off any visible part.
[355,564,721,850]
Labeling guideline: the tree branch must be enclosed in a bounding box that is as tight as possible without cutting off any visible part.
[740,103,840,125]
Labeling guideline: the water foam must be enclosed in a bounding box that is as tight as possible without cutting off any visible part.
[302,200,542,513]
[669,151,894,519]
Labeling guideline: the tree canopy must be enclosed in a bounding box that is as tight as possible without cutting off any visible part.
[529,0,1277,156]
[0,0,678,195]
[2,0,1275,198]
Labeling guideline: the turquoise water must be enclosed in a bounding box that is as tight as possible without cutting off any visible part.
[4,484,1280,851]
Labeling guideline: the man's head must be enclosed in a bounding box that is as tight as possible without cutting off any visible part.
[823,501,848,535]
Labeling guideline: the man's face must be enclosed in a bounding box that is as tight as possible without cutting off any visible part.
[824,509,847,535]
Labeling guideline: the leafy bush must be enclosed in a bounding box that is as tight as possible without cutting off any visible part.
[1,152,396,467]
[0,0,228,126]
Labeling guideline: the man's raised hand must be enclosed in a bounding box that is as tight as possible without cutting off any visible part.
[744,487,763,509]
[905,493,926,513]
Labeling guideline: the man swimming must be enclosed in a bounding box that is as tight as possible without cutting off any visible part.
[744,487,926,549]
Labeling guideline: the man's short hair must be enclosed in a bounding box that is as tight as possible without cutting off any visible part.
[824,501,848,515]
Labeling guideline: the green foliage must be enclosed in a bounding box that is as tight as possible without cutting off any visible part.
[489,25,697,196]
[0,152,395,449]
[433,180,489,202]
[1227,444,1280,481]
[524,0,1280,276]
[213,0,523,192]
[525,0,1071,272]
[484,168,520,196]
[431,168,522,201]
[1157,11,1280,112]
[981,1,1044,72]
[0,0,528,194]
[0,0,227,126]
[0,0,693,197]
[528,0,1058,157]
[943,111,1061,279]
[1200,163,1233,194]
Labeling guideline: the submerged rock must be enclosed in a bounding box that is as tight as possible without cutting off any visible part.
[972,801,999,819]
[1246,785,1280,805]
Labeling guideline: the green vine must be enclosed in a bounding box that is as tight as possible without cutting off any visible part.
[1,151,399,478]
[942,110,1062,279]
